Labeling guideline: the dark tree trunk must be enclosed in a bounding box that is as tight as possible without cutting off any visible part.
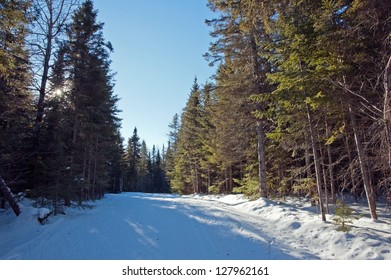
[383,55,391,171]
[257,121,268,198]
[306,104,327,222]
[348,104,378,220]
[0,176,21,216]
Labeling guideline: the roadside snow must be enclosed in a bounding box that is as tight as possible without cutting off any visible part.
[0,193,390,260]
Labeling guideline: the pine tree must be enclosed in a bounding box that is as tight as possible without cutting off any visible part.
[150,148,169,193]
[172,78,205,194]
[198,82,218,193]
[138,140,151,192]
[210,61,258,194]
[206,0,274,197]
[334,0,391,220]
[264,0,339,221]
[200,0,391,220]
[165,113,180,188]
[0,0,34,193]
[333,200,361,232]
[124,128,141,192]
[36,0,122,203]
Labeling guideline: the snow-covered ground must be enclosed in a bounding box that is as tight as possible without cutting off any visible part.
[0,192,390,260]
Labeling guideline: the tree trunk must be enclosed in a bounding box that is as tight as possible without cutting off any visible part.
[319,145,330,214]
[342,116,358,200]
[32,0,78,140]
[305,133,312,178]
[306,104,327,222]
[229,165,233,193]
[249,33,268,198]
[383,55,391,171]
[348,103,378,220]
[33,2,54,142]
[0,176,21,216]
[224,168,229,193]
[305,133,317,205]
[257,121,268,198]
[327,144,336,204]
[325,115,336,204]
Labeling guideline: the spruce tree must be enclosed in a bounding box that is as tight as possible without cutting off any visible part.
[165,113,180,189]
[124,128,141,192]
[38,0,122,203]
[172,78,205,194]
[138,140,151,192]
[206,0,273,197]
[0,0,34,193]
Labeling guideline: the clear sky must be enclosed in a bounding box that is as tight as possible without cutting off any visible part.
[92,0,216,150]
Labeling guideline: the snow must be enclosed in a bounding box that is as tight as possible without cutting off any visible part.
[38,207,51,219]
[0,192,390,260]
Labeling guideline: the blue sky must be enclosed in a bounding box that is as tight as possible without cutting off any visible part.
[92,0,216,149]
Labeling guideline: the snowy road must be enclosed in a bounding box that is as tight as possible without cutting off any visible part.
[1,192,390,260]
[0,193,296,260]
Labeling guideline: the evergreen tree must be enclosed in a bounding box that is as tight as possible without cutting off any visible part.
[157,149,170,193]
[165,113,180,190]
[172,78,205,194]
[198,82,218,193]
[263,0,391,220]
[67,0,121,202]
[124,128,141,192]
[34,0,122,204]
[137,140,151,192]
[206,0,273,196]
[265,0,329,221]
[160,0,391,222]
[0,0,34,193]
[333,200,361,232]
[149,147,169,193]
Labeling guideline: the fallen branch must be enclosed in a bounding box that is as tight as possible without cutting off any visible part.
[38,209,53,225]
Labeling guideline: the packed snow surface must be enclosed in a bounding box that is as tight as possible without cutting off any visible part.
[0,192,390,260]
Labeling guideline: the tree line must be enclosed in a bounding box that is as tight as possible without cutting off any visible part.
[1,0,126,213]
[1,0,170,213]
[2,0,391,223]
[165,0,391,221]
[123,128,170,194]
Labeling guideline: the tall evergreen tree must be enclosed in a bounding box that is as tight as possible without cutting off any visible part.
[206,0,273,197]
[34,0,122,205]
[152,149,170,193]
[137,140,151,192]
[165,113,180,188]
[198,82,218,193]
[124,128,141,192]
[0,0,34,193]
[172,78,205,194]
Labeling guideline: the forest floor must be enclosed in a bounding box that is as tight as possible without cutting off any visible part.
[0,192,390,260]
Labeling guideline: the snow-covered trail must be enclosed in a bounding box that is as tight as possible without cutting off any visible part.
[0,193,297,260]
[1,192,390,260]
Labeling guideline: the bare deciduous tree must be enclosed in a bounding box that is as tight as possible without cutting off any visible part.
[29,0,78,140]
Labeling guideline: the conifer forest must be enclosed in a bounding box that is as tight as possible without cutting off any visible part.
[1,0,391,224]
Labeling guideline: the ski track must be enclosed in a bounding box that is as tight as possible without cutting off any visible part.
[1,192,391,260]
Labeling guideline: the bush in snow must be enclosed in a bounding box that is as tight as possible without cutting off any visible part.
[333,200,361,232]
